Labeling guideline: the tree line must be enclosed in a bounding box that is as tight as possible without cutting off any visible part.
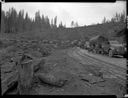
[1,7,126,34]
[102,11,126,24]
[1,8,66,34]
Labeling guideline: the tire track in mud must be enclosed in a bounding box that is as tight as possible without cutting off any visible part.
[77,50,126,81]
[79,48,126,70]
[67,48,126,82]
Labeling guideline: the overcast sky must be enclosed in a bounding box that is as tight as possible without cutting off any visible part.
[2,1,126,27]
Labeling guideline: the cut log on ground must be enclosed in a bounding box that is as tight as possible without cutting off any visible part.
[35,72,68,87]
[1,71,18,95]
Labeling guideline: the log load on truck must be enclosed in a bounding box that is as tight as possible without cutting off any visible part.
[87,35,126,58]
[88,35,110,54]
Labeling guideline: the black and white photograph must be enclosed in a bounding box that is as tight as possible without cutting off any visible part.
[0,1,127,97]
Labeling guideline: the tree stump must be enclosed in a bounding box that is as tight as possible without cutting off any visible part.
[17,54,34,94]
[17,54,43,94]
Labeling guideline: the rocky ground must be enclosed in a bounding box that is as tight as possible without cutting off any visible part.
[0,39,126,97]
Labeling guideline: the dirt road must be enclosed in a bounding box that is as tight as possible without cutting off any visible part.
[79,47,126,69]
[67,47,126,83]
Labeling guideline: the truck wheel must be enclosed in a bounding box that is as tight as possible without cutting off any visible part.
[100,50,103,54]
[109,50,113,57]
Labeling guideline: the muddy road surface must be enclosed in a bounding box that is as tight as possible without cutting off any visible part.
[79,47,126,69]
[68,47,126,81]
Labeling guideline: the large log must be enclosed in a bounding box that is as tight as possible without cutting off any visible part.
[1,71,18,95]
[36,72,67,87]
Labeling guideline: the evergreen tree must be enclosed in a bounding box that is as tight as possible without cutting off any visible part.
[1,11,6,33]
[18,10,24,33]
[51,18,54,28]
[59,21,63,28]
[120,11,126,23]
[71,21,74,27]
[102,17,107,23]
[44,16,50,29]
[75,22,79,27]
[6,8,18,33]
[54,16,57,28]
[35,11,42,31]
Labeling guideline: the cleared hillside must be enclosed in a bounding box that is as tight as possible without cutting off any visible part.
[1,21,126,43]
